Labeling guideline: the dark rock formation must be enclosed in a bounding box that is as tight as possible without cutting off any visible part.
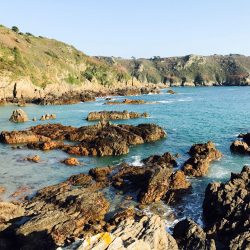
[86,110,148,121]
[173,219,216,250]
[230,133,250,154]
[105,98,146,105]
[203,166,250,249]
[183,141,222,177]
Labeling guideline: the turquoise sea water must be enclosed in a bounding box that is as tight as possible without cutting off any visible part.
[0,87,250,227]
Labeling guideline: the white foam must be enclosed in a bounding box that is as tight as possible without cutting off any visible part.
[130,155,143,166]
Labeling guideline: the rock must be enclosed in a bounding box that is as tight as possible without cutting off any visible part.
[71,215,178,250]
[230,140,250,154]
[203,166,250,248]
[67,173,93,187]
[0,131,50,144]
[182,141,222,177]
[87,110,149,121]
[61,157,80,166]
[167,89,176,94]
[1,123,166,157]
[13,177,110,247]
[0,202,25,232]
[89,166,113,182]
[230,133,250,155]
[164,170,191,204]
[139,167,172,204]
[25,155,40,163]
[105,98,146,105]
[142,152,177,167]
[32,117,37,122]
[0,186,5,195]
[9,109,28,123]
[173,219,216,250]
[40,113,56,121]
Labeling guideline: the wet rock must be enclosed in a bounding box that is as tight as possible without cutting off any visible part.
[173,219,216,250]
[0,131,50,144]
[0,186,6,195]
[40,113,56,121]
[25,155,40,163]
[230,133,250,155]
[105,98,146,105]
[61,157,80,166]
[27,141,65,150]
[66,173,93,187]
[87,110,148,121]
[164,170,191,204]
[203,166,250,248]
[9,109,28,123]
[71,215,178,250]
[183,141,222,177]
[167,89,176,94]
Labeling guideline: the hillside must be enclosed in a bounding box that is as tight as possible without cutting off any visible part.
[100,54,250,86]
[0,24,250,99]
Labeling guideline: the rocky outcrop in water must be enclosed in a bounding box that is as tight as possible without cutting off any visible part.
[69,215,178,250]
[61,157,80,166]
[86,110,149,121]
[9,109,28,123]
[105,98,147,105]
[182,141,222,177]
[0,122,166,157]
[230,133,250,155]
[173,219,216,250]
[203,166,250,249]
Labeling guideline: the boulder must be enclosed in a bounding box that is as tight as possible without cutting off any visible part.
[167,89,176,94]
[173,219,216,250]
[183,141,222,177]
[230,133,250,155]
[105,99,146,105]
[9,109,28,123]
[203,166,250,249]
[25,155,40,163]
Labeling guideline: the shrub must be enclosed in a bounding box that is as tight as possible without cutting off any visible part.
[12,26,19,33]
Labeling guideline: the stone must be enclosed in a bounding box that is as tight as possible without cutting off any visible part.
[9,109,28,123]
[25,155,40,163]
[182,141,222,177]
[89,166,113,182]
[61,157,80,166]
[173,219,216,250]
[203,166,250,248]
[167,89,176,94]
[105,98,146,105]
[230,133,250,155]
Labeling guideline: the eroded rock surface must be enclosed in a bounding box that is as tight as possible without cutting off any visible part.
[183,141,222,177]
[1,122,166,157]
[105,98,146,105]
[231,133,250,155]
[87,110,148,121]
[203,166,250,249]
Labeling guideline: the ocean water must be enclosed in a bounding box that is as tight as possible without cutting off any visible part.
[0,87,250,227]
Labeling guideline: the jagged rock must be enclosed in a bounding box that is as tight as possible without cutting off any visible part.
[203,166,250,249]
[230,133,250,155]
[87,110,148,121]
[89,166,113,182]
[182,141,222,176]
[1,123,166,157]
[69,215,178,250]
[0,131,50,144]
[142,152,177,167]
[173,219,216,250]
[61,158,80,166]
[9,109,28,123]
[164,170,191,204]
[167,89,176,94]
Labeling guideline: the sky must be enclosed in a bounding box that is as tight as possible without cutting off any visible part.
[1,0,250,58]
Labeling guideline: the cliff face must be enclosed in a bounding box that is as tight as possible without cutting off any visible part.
[1,24,250,99]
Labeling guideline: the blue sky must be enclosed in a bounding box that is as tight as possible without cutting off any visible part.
[1,0,249,58]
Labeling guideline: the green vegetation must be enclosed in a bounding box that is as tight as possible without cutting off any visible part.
[0,24,250,88]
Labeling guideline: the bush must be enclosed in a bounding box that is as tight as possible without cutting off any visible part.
[12,26,19,33]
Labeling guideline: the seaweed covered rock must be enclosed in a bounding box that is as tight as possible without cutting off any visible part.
[183,141,222,177]
[203,166,250,249]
